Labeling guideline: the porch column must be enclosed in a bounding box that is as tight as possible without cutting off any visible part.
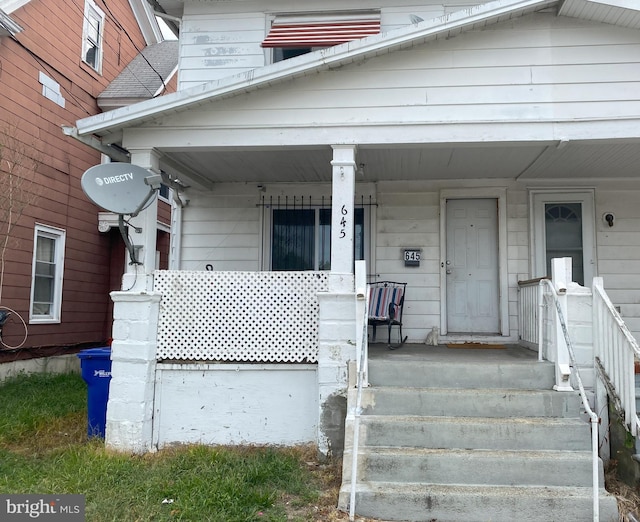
[105,148,161,453]
[551,258,573,392]
[105,292,160,453]
[330,145,356,277]
[121,149,160,292]
[316,145,358,458]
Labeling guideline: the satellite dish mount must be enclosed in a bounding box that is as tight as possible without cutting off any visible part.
[81,163,163,265]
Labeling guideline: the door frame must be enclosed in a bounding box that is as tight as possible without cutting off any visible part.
[439,188,509,337]
[529,188,597,285]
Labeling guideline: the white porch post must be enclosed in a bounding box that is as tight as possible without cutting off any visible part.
[105,149,161,453]
[317,145,358,458]
[330,145,356,275]
[121,149,159,292]
[552,258,573,392]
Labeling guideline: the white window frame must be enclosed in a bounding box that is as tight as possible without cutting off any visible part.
[82,0,105,73]
[30,224,66,324]
[530,189,597,285]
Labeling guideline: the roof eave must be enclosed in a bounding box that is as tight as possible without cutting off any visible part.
[0,7,23,35]
[75,0,559,137]
[129,0,162,45]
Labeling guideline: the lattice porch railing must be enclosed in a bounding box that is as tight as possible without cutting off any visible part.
[154,271,329,362]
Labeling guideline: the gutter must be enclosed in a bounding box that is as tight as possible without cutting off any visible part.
[61,126,130,163]
[0,8,22,36]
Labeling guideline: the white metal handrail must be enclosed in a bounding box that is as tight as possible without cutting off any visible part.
[517,277,546,347]
[593,277,640,437]
[539,278,600,522]
[349,260,369,521]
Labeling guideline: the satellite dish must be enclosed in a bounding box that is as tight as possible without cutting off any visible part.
[81,163,157,215]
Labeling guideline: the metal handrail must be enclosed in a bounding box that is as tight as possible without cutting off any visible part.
[539,279,600,522]
[349,284,369,522]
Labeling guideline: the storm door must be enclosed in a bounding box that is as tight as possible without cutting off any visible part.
[531,191,595,285]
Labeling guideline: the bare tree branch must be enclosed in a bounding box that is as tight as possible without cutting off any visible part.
[0,122,42,304]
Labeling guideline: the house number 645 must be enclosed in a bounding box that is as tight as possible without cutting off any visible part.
[339,205,348,238]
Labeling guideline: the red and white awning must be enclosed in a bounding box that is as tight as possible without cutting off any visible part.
[261,16,381,48]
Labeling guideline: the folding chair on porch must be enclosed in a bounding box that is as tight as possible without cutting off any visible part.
[368,281,407,349]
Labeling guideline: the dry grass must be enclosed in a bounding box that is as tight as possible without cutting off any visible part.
[606,463,640,522]
[288,446,381,522]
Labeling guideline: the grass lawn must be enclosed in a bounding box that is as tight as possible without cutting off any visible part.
[0,372,350,522]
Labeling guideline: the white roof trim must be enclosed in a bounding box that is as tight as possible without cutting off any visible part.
[76,0,558,136]
[0,0,30,15]
[0,7,22,35]
[128,0,162,45]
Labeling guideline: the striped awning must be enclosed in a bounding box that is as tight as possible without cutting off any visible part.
[261,17,381,48]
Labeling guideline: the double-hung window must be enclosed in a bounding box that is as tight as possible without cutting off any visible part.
[261,13,380,63]
[30,225,65,323]
[82,0,105,73]
[271,207,365,271]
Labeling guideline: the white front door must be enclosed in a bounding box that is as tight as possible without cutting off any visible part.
[445,198,500,334]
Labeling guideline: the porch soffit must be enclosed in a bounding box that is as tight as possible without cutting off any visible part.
[560,0,640,28]
[145,140,640,185]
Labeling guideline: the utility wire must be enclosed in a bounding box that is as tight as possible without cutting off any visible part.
[8,35,94,116]
[91,0,169,95]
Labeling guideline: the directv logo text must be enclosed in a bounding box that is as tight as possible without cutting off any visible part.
[95,172,134,186]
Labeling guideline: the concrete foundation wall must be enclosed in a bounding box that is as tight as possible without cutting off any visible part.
[0,354,80,382]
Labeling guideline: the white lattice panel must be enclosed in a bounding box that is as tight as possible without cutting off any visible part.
[154,271,328,362]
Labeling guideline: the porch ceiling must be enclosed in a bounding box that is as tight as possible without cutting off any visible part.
[159,139,640,185]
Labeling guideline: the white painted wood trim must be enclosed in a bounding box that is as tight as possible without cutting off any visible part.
[439,187,509,337]
[529,188,597,284]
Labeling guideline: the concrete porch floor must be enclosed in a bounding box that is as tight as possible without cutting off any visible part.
[367,342,540,363]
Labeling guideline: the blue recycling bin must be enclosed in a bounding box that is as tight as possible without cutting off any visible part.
[77,348,112,438]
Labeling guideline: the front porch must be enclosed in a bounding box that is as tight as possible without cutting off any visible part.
[99,256,640,521]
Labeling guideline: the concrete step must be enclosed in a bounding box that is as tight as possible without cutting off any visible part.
[342,447,602,487]
[342,351,617,521]
[338,483,620,522]
[350,415,592,451]
[368,358,556,389]
[355,386,582,418]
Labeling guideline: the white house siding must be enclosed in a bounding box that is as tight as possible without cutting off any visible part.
[180,191,261,271]
[162,12,640,147]
[179,9,266,88]
[594,186,640,338]
[178,1,482,89]
[175,179,640,344]
[374,184,442,342]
